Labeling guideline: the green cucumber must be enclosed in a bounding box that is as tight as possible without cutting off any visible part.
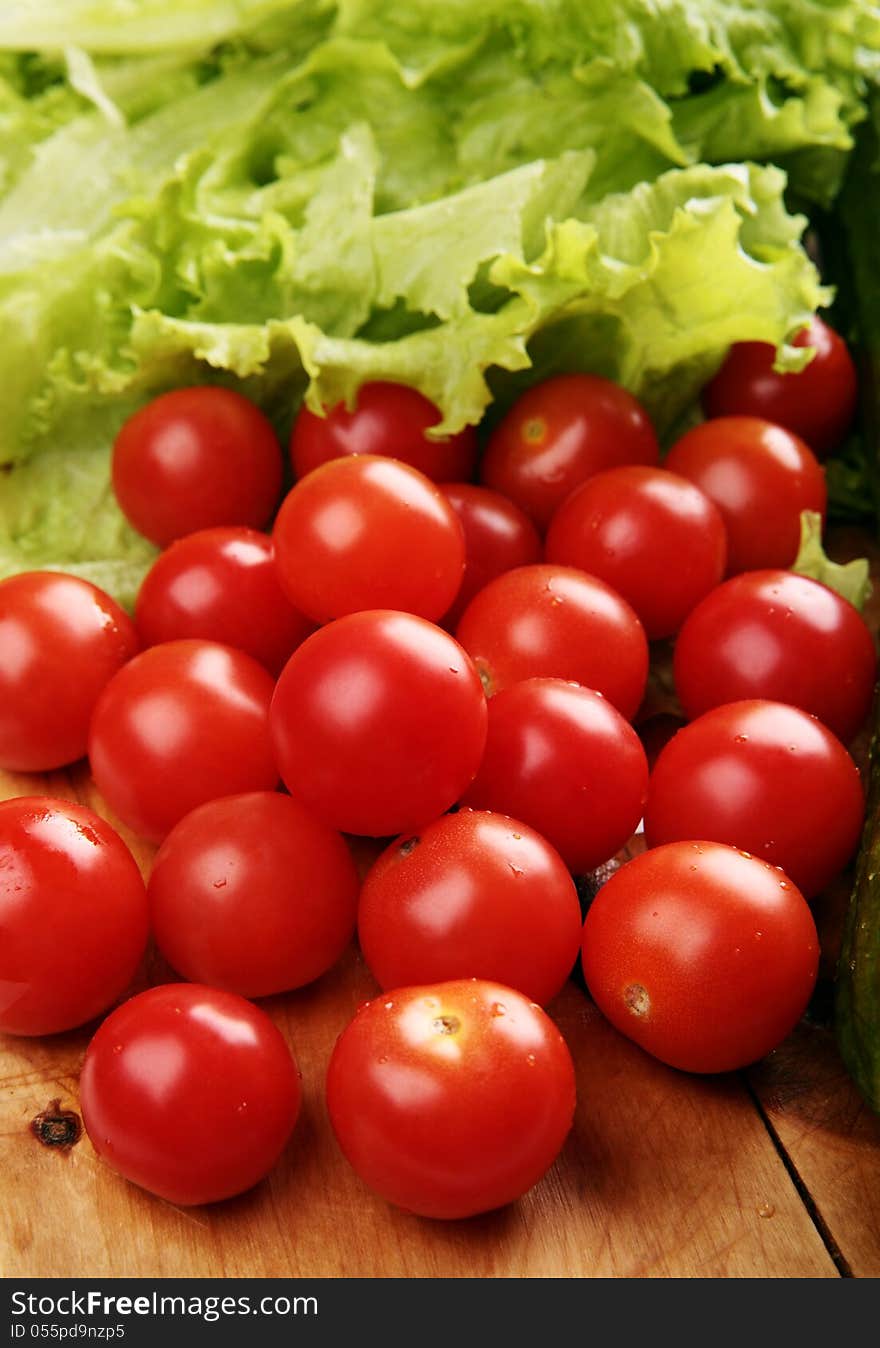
[834,98,880,1111]
[837,695,880,1110]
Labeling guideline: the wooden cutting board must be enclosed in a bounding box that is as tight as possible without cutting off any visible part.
[3,526,880,1279]
[4,783,880,1279]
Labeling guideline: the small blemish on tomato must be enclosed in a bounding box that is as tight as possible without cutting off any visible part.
[523,417,546,445]
[623,983,650,1018]
[476,661,494,696]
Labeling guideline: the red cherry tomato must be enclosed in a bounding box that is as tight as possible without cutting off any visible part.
[89,639,277,843]
[149,793,359,998]
[439,483,542,629]
[664,416,826,574]
[455,564,648,719]
[703,316,858,458]
[673,570,877,744]
[581,842,819,1073]
[112,387,283,546]
[462,678,648,874]
[644,699,864,897]
[480,373,659,532]
[0,797,148,1036]
[358,810,582,1006]
[0,572,139,772]
[273,455,465,624]
[271,611,487,837]
[290,381,478,483]
[544,466,727,639]
[326,979,576,1219]
[135,527,313,675]
[80,984,301,1206]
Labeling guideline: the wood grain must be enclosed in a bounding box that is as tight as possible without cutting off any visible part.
[0,766,841,1279]
[749,1022,880,1277]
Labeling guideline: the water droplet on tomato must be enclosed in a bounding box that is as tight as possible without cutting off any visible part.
[491,1003,507,1017]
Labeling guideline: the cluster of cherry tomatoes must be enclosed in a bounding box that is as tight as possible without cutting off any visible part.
[0,314,873,1220]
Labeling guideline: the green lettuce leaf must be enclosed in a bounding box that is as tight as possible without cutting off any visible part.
[0,443,156,611]
[0,1,318,53]
[793,510,872,610]
[0,0,877,605]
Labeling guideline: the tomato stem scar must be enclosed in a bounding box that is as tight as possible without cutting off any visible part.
[432,1015,460,1035]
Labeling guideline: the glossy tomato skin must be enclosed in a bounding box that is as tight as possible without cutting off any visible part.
[290,382,478,483]
[112,387,283,546]
[149,793,359,997]
[462,678,649,874]
[271,611,487,837]
[673,570,877,743]
[89,639,277,843]
[703,317,858,459]
[480,373,659,532]
[0,572,139,772]
[581,842,819,1073]
[544,466,727,638]
[439,484,542,628]
[326,979,576,1219]
[644,700,864,898]
[454,564,649,719]
[135,527,313,675]
[664,416,826,574]
[358,810,582,1005]
[80,984,301,1206]
[0,797,148,1036]
[273,455,465,624]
